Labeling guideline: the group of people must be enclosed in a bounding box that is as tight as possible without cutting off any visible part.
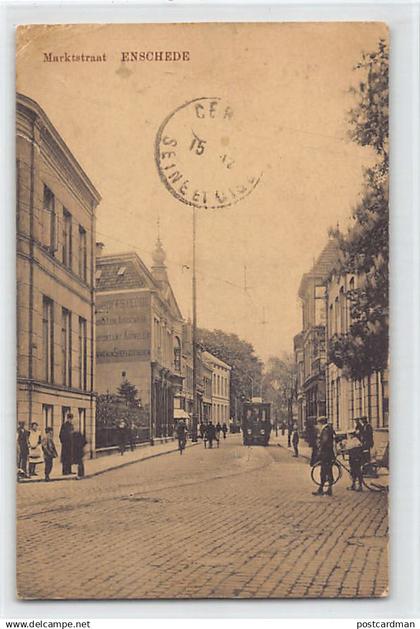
[306,415,374,496]
[199,421,228,448]
[173,419,229,451]
[16,413,87,482]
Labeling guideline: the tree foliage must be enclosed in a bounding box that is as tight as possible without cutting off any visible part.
[261,355,296,423]
[198,328,263,417]
[96,379,148,430]
[329,39,389,380]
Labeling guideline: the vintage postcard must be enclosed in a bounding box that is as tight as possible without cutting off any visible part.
[16,22,389,599]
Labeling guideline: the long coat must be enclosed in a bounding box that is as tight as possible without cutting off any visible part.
[59,421,73,463]
[72,431,87,463]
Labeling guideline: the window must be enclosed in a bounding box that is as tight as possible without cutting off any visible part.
[79,317,87,390]
[334,297,339,335]
[79,226,87,281]
[42,296,54,383]
[43,185,57,252]
[348,277,355,323]
[339,287,346,333]
[174,336,181,372]
[43,404,54,430]
[78,408,86,436]
[61,308,72,387]
[62,406,71,424]
[62,209,72,268]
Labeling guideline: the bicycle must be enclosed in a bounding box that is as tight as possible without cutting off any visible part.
[310,446,389,493]
[178,435,187,455]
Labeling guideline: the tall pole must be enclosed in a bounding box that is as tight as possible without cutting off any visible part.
[192,206,198,442]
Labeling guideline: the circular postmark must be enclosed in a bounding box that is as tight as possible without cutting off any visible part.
[155,97,262,209]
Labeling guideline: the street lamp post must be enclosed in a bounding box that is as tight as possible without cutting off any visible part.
[191,206,198,442]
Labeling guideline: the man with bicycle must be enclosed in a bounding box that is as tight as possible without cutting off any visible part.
[312,417,336,497]
[175,419,188,454]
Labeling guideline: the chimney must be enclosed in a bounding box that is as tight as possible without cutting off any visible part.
[96,242,105,257]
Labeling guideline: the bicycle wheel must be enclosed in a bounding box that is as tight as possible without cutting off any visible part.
[361,463,389,492]
[310,461,342,486]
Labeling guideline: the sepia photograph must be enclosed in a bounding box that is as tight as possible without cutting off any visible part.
[15,22,389,600]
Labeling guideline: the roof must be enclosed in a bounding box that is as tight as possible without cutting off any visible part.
[298,237,339,298]
[202,351,232,371]
[96,251,184,320]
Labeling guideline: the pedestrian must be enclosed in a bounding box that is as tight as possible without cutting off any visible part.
[128,422,136,452]
[199,422,205,440]
[16,420,29,478]
[72,430,87,479]
[59,413,74,475]
[216,422,222,438]
[175,419,188,454]
[291,424,299,457]
[360,416,374,462]
[42,426,58,481]
[28,422,43,477]
[206,421,217,449]
[312,418,336,497]
[345,431,364,491]
[287,420,293,447]
[222,422,228,439]
[307,420,319,466]
[117,420,127,455]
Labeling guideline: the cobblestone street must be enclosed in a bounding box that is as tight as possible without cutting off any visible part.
[17,435,388,600]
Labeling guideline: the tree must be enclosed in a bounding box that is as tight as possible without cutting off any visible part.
[328,39,389,380]
[262,354,295,425]
[198,328,263,418]
[117,378,141,408]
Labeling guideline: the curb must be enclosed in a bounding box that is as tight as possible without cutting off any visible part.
[18,441,199,484]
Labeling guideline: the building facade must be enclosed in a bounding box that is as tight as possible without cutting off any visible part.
[16,93,101,455]
[175,323,213,429]
[95,241,184,443]
[325,270,389,438]
[296,237,339,432]
[203,351,231,423]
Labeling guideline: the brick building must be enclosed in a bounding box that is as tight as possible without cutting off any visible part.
[16,93,101,455]
[95,240,184,442]
[203,351,231,423]
[325,270,389,438]
[296,237,339,432]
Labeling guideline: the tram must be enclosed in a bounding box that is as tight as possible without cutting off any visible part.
[241,401,272,446]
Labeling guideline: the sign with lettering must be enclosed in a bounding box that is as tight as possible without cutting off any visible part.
[96,292,151,363]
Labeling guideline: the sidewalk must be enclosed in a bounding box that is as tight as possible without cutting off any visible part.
[273,432,312,462]
[19,439,198,484]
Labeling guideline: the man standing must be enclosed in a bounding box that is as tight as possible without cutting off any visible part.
[307,420,319,466]
[16,421,29,478]
[291,424,299,457]
[72,429,87,479]
[42,426,58,481]
[360,416,374,462]
[206,421,217,449]
[312,418,336,496]
[59,413,74,475]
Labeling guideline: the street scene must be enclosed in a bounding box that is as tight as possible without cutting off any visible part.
[16,23,389,599]
[17,435,388,599]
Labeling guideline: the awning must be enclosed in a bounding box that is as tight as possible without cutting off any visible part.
[174,409,191,420]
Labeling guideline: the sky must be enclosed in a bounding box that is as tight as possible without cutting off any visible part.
[16,22,387,362]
